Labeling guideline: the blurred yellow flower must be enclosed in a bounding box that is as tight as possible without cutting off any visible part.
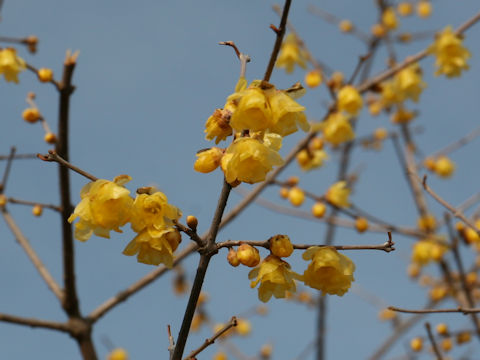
[305,69,322,88]
[302,247,355,296]
[249,255,301,302]
[434,156,455,178]
[417,1,432,18]
[107,348,129,360]
[397,2,413,16]
[428,26,471,77]
[325,181,350,208]
[276,33,307,73]
[288,187,305,207]
[395,64,426,102]
[323,112,355,146]
[337,85,363,116]
[68,175,134,241]
[382,7,398,30]
[204,108,233,144]
[411,239,448,266]
[0,48,26,83]
[221,137,284,184]
[268,89,309,137]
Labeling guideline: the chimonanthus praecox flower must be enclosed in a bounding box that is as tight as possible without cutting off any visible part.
[0,48,26,83]
[325,181,351,208]
[276,33,307,73]
[68,175,134,241]
[249,255,302,302]
[302,246,355,296]
[123,190,182,267]
[428,26,471,77]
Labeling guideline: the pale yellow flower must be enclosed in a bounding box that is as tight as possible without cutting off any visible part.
[0,48,26,83]
[194,147,224,173]
[204,109,233,144]
[325,181,350,208]
[323,112,355,146]
[337,85,363,116]
[411,239,448,266]
[68,175,134,241]
[302,247,355,296]
[276,33,307,73]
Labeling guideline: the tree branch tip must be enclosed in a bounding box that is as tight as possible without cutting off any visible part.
[37,153,52,161]
[270,24,281,34]
[64,50,80,65]
[422,174,428,188]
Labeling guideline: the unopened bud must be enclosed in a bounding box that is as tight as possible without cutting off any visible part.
[227,248,240,267]
[32,204,43,217]
[186,215,198,231]
[237,244,260,267]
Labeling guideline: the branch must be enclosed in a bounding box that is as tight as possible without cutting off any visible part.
[0,153,37,161]
[425,322,444,360]
[38,150,98,182]
[420,175,480,233]
[184,316,237,360]
[0,313,70,332]
[0,146,15,193]
[87,243,198,322]
[389,306,480,314]
[263,0,292,81]
[7,197,62,212]
[1,208,64,302]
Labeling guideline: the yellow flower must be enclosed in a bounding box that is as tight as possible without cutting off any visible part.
[337,85,363,116]
[371,24,386,38]
[410,337,423,352]
[68,175,134,241]
[268,89,309,137]
[391,107,415,124]
[269,234,294,258]
[325,181,350,208]
[229,86,274,132]
[382,7,398,30]
[305,69,322,88]
[296,148,328,171]
[213,352,228,360]
[417,213,436,232]
[204,109,233,144]
[311,202,327,218]
[302,247,355,296]
[276,33,307,73]
[434,156,455,178]
[237,244,261,267]
[428,26,471,78]
[221,137,284,184]
[107,348,129,360]
[411,239,448,266]
[395,64,426,102]
[194,147,224,173]
[249,255,301,302]
[37,68,53,82]
[323,112,355,146]
[123,227,181,267]
[378,308,397,321]
[0,48,26,83]
[235,318,251,336]
[123,190,182,267]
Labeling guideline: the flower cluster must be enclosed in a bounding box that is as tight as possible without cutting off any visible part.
[69,176,182,267]
[197,79,310,185]
[229,235,356,302]
[0,48,26,83]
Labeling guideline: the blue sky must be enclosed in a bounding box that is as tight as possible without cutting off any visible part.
[1,1,480,359]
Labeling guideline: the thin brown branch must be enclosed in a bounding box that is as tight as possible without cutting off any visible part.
[0,313,70,332]
[425,322,444,360]
[263,0,292,81]
[38,150,98,182]
[174,221,204,248]
[184,316,237,360]
[216,238,395,253]
[0,153,37,161]
[7,197,61,212]
[420,174,480,233]
[1,208,64,302]
[0,146,16,193]
[87,243,198,322]
[389,306,480,314]
[25,63,61,89]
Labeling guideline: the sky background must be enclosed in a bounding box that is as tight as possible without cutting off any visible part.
[1,1,480,359]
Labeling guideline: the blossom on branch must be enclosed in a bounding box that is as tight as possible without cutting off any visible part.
[0,48,26,83]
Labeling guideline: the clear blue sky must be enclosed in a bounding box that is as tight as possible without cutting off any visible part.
[1,1,480,359]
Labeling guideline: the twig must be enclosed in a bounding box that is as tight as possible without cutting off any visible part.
[0,313,70,332]
[25,63,61,89]
[38,150,98,182]
[216,237,395,253]
[1,208,64,302]
[426,125,480,160]
[425,322,444,360]
[389,306,480,314]
[174,221,205,248]
[0,153,37,161]
[420,175,480,233]
[7,197,61,212]
[87,243,198,322]
[184,316,237,360]
[263,0,292,82]
[0,146,16,193]
[168,325,176,360]
[219,41,251,78]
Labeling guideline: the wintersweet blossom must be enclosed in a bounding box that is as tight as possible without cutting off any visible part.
[0,48,26,83]
[269,235,294,258]
[194,147,224,173]
[337,85,363,116]
[325,181,350,208]
[434,156,455,178]
[428,26,471,77]
[322,112,355,146]
[204,109,233,144]
[276,33,307,73]
[411,239,448,266]
[296,148,328,171]
[221,137,284,185]
[68,175,134,241]
[249,255,301,302]
[302,246,355,296]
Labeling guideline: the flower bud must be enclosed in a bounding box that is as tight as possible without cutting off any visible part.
[305,70,322,88]
[260,344,273,358]
[279,187,289,199]
[32,204,43,217]
[165,229,181,252]
[270,234,293,258]
[441,338,453,352]
[186,215,198,231]
[373,128,388,141]
[236,318,251,336]
[25,35,38,53]
[107,348,129,360]
[339,20,353,33]
[371,24,386,38]
[311,202,326,218]
[410,337,423,352]
[456,331,471,344]
[436,323,449,335]
[237,244,260,267]
[417,1,432,18]
[37,68,53,82]
[44,132,57,144]
[22,108,41,123]
[355,217,369,233]
[194,147,223,173]
[397,2,413,16]
[227,248,240,267]
[288,187,305,207]
[0,194,7,207]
